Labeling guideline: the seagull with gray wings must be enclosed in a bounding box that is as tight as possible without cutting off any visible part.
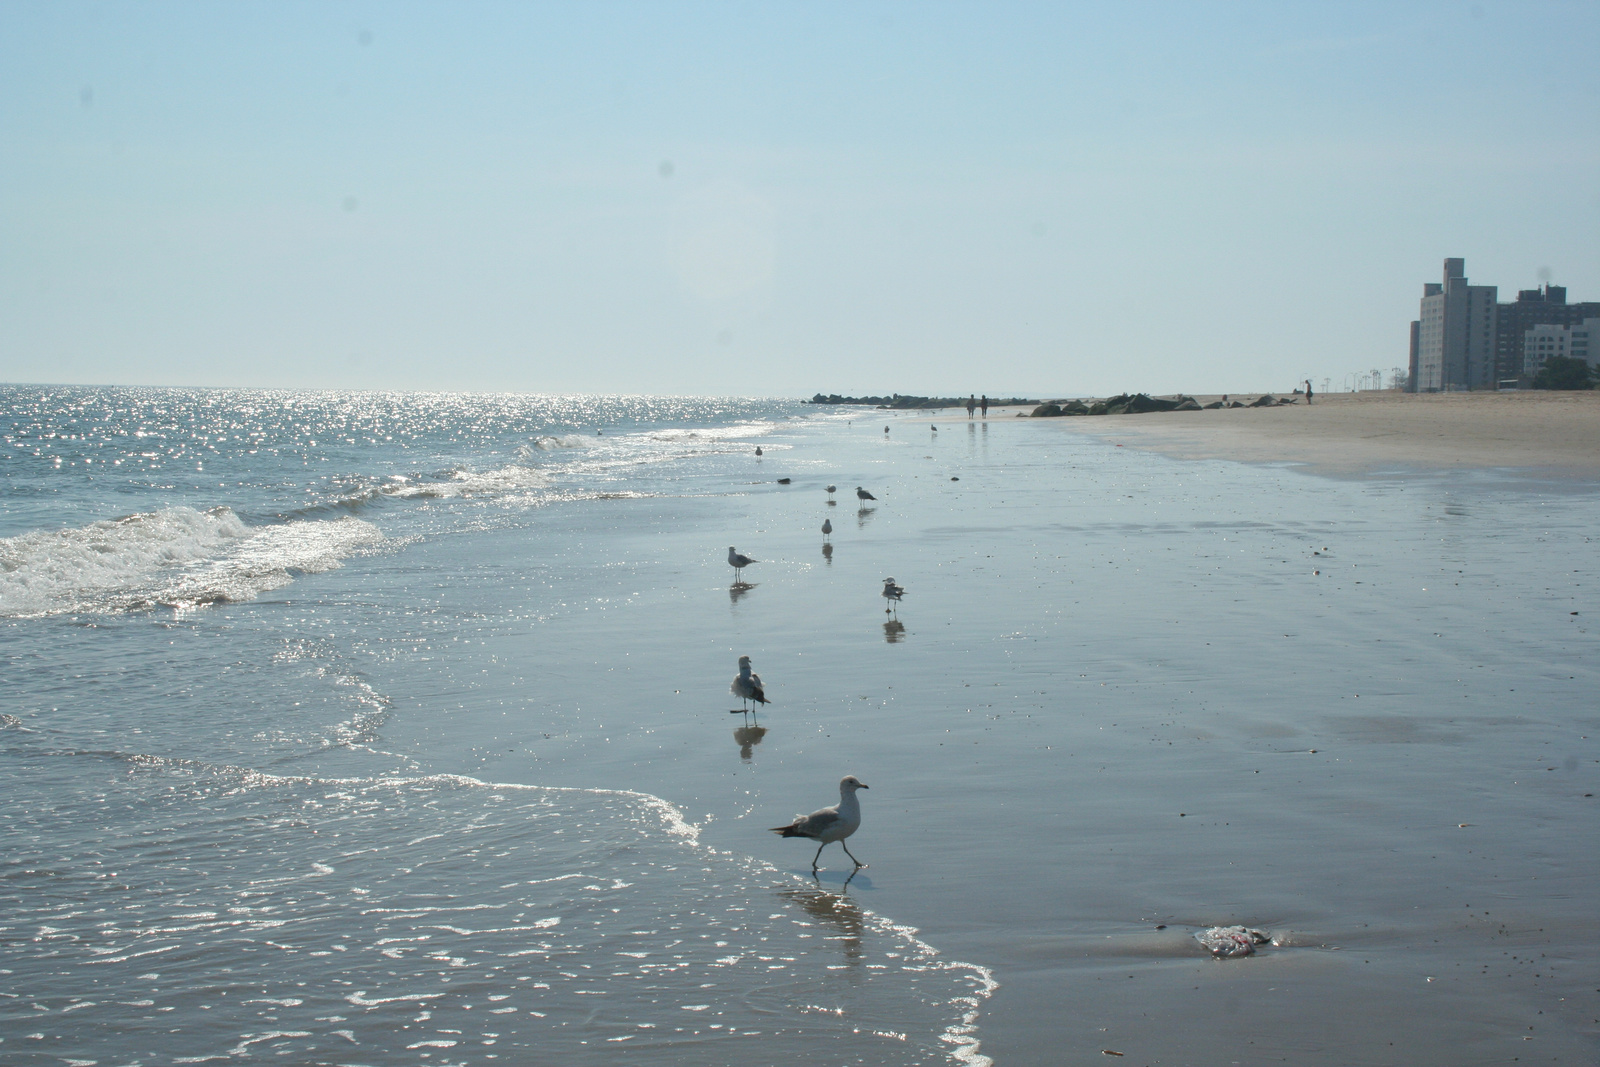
[730,655,769,716]
[771,776,869,872]
[881,577,905,614]
[727,546,757,578]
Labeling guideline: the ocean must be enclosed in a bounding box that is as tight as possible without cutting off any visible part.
[3,386,1596,1065]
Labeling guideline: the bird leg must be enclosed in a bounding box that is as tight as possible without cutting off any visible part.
[811,842,826,871]
[841,842,866,869]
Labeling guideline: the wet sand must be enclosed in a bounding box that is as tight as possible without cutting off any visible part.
[381,412,1600,1065]
[1032,391,1600,478]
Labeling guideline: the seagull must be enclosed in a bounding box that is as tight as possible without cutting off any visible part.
[728,546,757,577]
[821,517,832,542]
[855,486,876,503]
[771,776,869,872]
[755,446,763,456]
[730,654,769,715]
[881,577,905,613]
[826,485,837,500]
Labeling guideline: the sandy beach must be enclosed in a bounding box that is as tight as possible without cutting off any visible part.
[9,391,1599,1066]
[1027,390,1600,478]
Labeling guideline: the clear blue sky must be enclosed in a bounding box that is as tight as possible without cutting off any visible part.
[2,1,1596,396]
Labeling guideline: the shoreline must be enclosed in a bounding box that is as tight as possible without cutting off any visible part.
[885,392,1600,479]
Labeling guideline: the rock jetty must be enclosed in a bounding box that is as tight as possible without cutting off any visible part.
[1030,393,1294,417]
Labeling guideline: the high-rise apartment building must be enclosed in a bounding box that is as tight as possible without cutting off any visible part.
[1523,318,1600,376]
[1495,286,1600,383]
[1408,259,1599,391]
[1412,259,1497,392]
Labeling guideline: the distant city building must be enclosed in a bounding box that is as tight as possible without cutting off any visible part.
[1413,259,1496,392]
[1407,259,1599,391]
[1524,318,1600,376]
[1497,287,1600,384]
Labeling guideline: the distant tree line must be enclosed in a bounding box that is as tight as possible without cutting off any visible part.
[1530,356,1596,390]
[808,393,1037,408]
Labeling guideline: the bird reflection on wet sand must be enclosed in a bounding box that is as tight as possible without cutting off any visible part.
[856,506,876,529]
[778,882,865,963]
[733,724,767,762]
[821,542,833,565]
[883,619,905,643]
[729,581,756,604]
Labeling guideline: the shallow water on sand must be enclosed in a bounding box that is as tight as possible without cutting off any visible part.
[4,391,1597,1064]
[0,390,992,1066]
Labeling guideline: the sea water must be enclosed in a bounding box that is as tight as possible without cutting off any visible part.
[4,387,1597,1066]
[0,388,991,1066]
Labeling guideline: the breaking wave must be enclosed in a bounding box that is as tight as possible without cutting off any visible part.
[0,754,996,1066]
[0,506,383,617]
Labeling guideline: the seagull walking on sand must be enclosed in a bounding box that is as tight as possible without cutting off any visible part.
[855,486,876,504]
[771,776,869,872]
[728,546,757,578]
[821,517,832,542]
[881,577,905,614]
[730,655,769,715]
[826,485,837,500]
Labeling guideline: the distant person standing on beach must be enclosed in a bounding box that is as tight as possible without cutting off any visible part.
[980,394,989,417]
[1305,380,1313,405]
[966,395,976,418]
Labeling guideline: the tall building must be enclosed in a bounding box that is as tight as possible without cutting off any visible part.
[1495,285,1600,383]
[1408,259,1600,391]
[1413,259,1497,392]
[1523,318,1600,376]
[1407,320,1420,391]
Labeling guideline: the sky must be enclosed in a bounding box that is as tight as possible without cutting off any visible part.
[2,1,1597,398]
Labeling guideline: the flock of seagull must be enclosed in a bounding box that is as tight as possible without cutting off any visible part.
[728,483,896,874]
[728,486,906,613]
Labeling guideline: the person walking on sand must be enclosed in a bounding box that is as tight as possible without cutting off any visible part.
[1305,380,1313,405]
[980,394,989,418]
[966,395,976,419]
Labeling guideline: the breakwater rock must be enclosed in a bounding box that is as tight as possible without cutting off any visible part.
[1031,393,1293,417]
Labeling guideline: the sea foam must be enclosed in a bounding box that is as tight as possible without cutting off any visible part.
[1,758,996,1067]
[0,506,382,617]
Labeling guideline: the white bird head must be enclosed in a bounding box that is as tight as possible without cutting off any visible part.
[738,655,752,668]
[841,775,869,792]
[882,577,896,585]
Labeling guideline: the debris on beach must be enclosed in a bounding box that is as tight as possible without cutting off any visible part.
[1195,925,1272,958]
